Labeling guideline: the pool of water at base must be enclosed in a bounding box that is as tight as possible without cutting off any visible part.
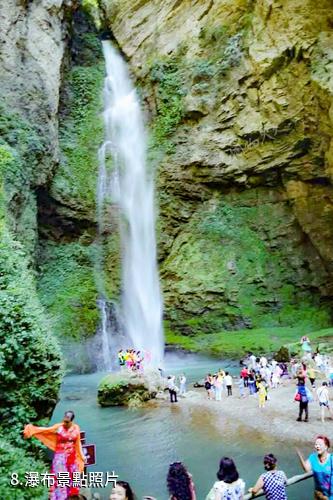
[51,352,312,500]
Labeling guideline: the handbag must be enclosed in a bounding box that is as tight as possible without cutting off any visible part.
[294,392,301,401]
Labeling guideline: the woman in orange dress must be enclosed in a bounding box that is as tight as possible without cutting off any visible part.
[24,410,85,499]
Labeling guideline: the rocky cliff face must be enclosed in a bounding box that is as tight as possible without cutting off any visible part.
[0,0,76,251]
[95,0,333,334]
[1,0,333,371]
[0,0,76,437]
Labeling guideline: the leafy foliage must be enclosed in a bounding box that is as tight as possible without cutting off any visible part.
[198,24,244,75]
[218,33,243,75]
[52,36,104,216]
[0,103,47,192]
[150,57,187,149]
[0,103,48,254]
[0,102,62,446]
[0,439,48,499]
[0,228,62,445]
[165,326,333,358]
[148,29,244,152]
[37,242,99,340]
[81,0,103,29]
[275,346,290,362]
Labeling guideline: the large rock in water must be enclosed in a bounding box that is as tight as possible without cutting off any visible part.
[97,369,163,407]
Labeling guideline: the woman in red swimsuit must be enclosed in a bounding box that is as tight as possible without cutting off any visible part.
[24,410,85,499]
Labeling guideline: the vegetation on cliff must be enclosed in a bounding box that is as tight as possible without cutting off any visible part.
[51,31,104,217]
[55,1,333,356]
[166,325,333,359]
[0,108,63,424]
[0,106,63,481]
[37,22,106,349]
[37,241,99,340]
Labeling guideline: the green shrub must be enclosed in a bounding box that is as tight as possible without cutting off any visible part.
[150,57,187,148]
[52,43,104,215]
[37,242,99,340]
[191,60,216,80]
[0,102,48,254]
[0,102,47,193]
[0,228,62,445]
[218,33,243,75]
[0,439,48,499]
[275,346,291,362]
[199,24,230,46]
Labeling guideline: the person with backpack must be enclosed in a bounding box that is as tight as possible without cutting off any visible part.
[205,374,214,400]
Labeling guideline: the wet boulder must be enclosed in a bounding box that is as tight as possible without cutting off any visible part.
[97,369,163,407]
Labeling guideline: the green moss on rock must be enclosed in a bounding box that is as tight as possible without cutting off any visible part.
[51,33,104,218]
[162,190,331,334]
[166,326,333,359]
[0,97,62,449]
[0,102,48,255]
[37,241,99,340]
[98,370,161,406]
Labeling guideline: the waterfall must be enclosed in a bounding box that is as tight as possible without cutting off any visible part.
[97,298,112,372]
[97,40,164,366]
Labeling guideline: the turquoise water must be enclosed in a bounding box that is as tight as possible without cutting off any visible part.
[52,353,312,499]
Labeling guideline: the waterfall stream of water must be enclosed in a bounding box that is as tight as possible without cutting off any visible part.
[97,40,164,366]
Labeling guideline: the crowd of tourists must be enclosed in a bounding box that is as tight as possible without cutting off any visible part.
[178,349,333,420]
[105,435,332,499]
[117,349,148,372]
[23,336,333,500]
[22,412,333,500]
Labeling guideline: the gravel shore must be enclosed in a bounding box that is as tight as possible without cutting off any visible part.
[159,379,333,444]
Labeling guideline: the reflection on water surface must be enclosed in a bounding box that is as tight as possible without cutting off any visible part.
[52,353,311,499]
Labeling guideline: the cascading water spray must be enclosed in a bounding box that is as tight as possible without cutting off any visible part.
[98,40,164,365]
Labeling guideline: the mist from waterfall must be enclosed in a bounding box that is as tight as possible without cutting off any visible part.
[97,40,164,365]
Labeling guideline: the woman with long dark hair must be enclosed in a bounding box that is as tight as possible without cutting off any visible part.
[167,462,196,500]
[206,457,245,499]
[110,480,135,500]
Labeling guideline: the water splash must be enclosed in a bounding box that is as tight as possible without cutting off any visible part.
[98,40,164,365]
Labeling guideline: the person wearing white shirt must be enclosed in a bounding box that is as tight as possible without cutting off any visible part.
[179,374,187,395]
[225,372,233,396]
[315,353,323,371]
[259,356,267,368]
[249,354,256,370]
[316,382,331,422]
[167,375,178,403]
